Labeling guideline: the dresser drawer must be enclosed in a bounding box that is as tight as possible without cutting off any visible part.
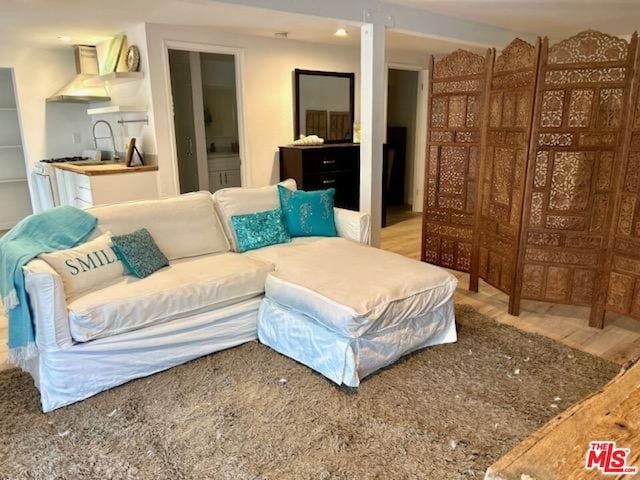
[302,149,358,174]
[303,171,359,210]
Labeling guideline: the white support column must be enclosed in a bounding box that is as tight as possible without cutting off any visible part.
[360,22,386,247]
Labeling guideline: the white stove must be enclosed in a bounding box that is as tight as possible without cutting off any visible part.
[32,149,101,212]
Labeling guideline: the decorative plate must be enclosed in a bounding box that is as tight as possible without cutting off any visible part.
[126,45,140,72]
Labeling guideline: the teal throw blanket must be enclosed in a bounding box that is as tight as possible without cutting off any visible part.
[0,206,97,365]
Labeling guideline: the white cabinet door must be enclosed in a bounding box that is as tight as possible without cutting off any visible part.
[209,170,226,193]
[55,170,75,206]
[224,169,241,188]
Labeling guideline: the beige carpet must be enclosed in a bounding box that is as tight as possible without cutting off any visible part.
[0,305,618,479]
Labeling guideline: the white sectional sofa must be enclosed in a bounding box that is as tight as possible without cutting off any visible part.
[21,181,457,412]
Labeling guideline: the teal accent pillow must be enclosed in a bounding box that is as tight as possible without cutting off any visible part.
[231,208,291,253]
[278,185,337,237]
[111,228,169,279]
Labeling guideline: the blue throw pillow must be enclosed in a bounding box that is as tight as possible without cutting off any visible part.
[111,228,169,279]
[278,185,337,237]
[231,208,291,253]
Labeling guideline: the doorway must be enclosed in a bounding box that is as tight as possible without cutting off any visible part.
[384,68,420,226]
[168,49,243,194]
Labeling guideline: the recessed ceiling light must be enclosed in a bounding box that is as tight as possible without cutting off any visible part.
[334,28,348,38]
[58,35,72,42]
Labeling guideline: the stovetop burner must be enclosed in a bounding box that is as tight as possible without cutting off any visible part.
[41,156,89,164]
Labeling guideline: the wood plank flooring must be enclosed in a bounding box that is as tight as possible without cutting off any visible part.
[381,208,640,366]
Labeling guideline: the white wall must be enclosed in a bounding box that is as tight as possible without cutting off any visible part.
[0,45,95,170]
[144,23,363,195]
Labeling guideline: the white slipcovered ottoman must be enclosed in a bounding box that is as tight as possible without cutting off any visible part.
[252,238,458,387]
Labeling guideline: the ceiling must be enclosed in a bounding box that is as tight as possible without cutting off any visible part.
[2,0,635,57]
[0,0,492,56]
[386,0,640,39]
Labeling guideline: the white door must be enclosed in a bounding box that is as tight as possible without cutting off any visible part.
[169,50,199,194]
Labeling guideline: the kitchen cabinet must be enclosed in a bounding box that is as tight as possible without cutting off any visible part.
[53,164,159,208]
[208,152,241,192]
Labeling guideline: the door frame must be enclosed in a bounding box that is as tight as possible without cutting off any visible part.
[385,62,429,213]
[162,40,249,193]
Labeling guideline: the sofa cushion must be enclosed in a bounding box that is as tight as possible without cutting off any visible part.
[247,237,457,338]
[278,186,337,237]
[39,232,124,298]
[67,252,273,342]
[88,192,230,261]
[213,179,296,251]
[112,228,169,278]
[231,208,291,253]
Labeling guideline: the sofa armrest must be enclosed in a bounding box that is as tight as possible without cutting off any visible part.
[334,208,371,245]
[23,259,73,351]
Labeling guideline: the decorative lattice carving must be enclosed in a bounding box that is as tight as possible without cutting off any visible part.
[568,90,594,128]
[432,79,481,94]
[548,30,628,64]
[495,38,537,72]
[549,152,594,211]
[545,68,627,85]
[534,152,549,188]
[448,95,467,127]
[597,88,623,129]
[539,133,573,147]
[541,90,565,127]
[433,49,486,79]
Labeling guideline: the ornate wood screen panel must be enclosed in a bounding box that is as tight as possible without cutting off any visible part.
[476,39,539,296]
[515,31,635,309]
[421,50,490,272]
[597,37,640,325]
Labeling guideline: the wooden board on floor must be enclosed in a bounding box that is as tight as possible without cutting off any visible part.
[485,360,640,480]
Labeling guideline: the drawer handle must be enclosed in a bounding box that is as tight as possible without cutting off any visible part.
[322,160,336,165]
[322,179,336,185]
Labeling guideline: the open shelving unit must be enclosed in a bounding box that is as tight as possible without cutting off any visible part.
[0,68,32,229]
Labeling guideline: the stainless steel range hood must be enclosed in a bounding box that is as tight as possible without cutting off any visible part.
[46,45,111,104]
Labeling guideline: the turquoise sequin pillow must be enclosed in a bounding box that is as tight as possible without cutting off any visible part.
[278,185,337,237]
[230,208,291,253]
[111,228,169,279]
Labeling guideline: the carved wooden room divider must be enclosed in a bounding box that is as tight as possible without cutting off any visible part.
[594,40,640,326]
[477,39,539,303]
[421,49,492,274]
[421,30,640,326]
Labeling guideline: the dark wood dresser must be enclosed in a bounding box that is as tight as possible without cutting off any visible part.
[279,143,360,210]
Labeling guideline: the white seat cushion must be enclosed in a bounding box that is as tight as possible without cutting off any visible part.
[248,237,457,338]
[88,191,230,261]
[68,253,273,342]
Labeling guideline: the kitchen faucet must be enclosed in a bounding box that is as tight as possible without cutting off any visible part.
[92,120,120,160]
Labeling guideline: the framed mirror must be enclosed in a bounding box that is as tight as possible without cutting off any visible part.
[294,69,355,143]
